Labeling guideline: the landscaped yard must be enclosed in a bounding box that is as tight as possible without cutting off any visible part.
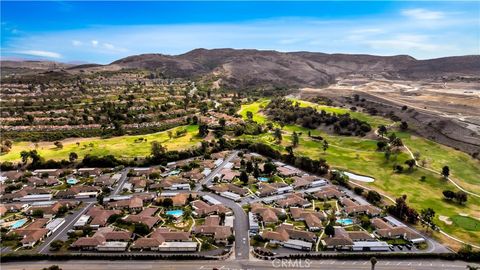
[1,125,201,162]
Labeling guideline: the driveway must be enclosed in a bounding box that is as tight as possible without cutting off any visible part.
[36,201,94,254]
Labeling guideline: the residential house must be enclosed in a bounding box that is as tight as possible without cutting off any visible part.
[107,197,144,212]
[277,193,311,208]
[191,199,231,217]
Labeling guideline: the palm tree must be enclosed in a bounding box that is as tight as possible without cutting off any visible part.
[370,257,377,270]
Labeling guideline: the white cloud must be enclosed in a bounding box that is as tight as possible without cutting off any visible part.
[365,34,446,52]
[91,40,99,47]
[72,40,82,46]
[103,43,115,50]
[14,50,62,58]
[402,9,445,20]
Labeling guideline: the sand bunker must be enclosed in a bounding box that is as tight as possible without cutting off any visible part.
[439,215,452,225]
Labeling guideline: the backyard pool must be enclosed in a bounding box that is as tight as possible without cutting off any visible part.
[337,218,354,226]
[66,178,78,185]
[11,219,27,229]
[258,177,269,182]
[166,210,184,218]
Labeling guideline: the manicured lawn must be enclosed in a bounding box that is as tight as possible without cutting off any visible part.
[451,215,480,231]
[0,125,201,162]
[237,99,270,123]
[396,131,480,192]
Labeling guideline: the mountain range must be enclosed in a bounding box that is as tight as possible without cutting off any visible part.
[2,48,479,88]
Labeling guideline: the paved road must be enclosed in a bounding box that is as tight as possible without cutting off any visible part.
[36,202,94,254]
[112,168,130,196]
[194,150,239,191]
[2,259,478,270]
[200,192,250,260]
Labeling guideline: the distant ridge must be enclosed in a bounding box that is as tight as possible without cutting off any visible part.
[3,49,479,88]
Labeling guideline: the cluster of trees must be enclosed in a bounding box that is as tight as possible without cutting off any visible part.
[265,98,372,136]
[242,142,330,176]
[442,190,468,204]
[387,195,419,224]
[330,171,349,188]
[1,139,13,153]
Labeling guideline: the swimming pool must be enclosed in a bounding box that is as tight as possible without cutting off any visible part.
[166,210,184,218]
[258,177,269,182]
[11,219,27,229]
[66,178,78,185]
[337,218,354,226]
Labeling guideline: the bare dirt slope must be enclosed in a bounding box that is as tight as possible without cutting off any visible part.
[5,49,478,89]
[299,77,480,156]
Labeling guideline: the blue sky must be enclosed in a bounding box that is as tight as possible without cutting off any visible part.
[1,1,479,63]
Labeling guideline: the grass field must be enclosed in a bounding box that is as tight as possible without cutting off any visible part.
[0,125,201,162]
[238,99,480,247]
[396,131,480,192]
[450,215,480,231]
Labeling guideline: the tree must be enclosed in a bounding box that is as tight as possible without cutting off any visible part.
[455,191,468,204]
[151,141,166,159]
[42,266,61,270]
[394,165,404,173]
[3,140,12,148]
[227,234,235,245]
[274,128,282,143]
[366,190,382,204]
[404,159,416,171]
[69,152,78,163]
[420,208,436,232]
[32,209,44,218]
[26,114,35,124]
[353,187,364,195]
[285,146,294,157]
[162,198,173,208]
[263,162,277,175]
[20,150,30,163]
[246,111,253,121]
[239,170,249,185]
[442,166,450,178]
[292,131,299,147]
[246,161,254,173]
[391,137,403,149]
[133,223,150,236]
[370,257,378,270]
[54,141,63,149]
[384,147,391,161]
[400,121,408,130]
[378,125,387,137]
[219,118,226,128]
[324,224,335,237]
[443,190,455,200]
[49,240,64,251]
[360,215,371,228]
[376,141,387,151]
[198,123,209,137]
[322,140,329,153]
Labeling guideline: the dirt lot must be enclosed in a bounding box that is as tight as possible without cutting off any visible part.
[298,76,480,156]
